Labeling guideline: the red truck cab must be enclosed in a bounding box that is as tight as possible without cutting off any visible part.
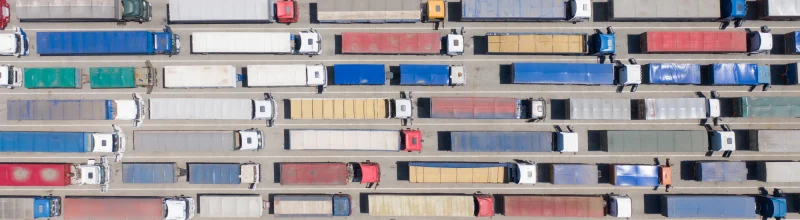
[0,0,9,30]
[402,129,423,152]
[276,0,298,23]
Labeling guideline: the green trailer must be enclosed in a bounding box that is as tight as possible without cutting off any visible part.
[600,130,708,152]
[734,96,800,118]
[23,67,82,89]
[89,61,157,93]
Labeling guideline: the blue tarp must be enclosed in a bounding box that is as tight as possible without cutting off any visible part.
[646,63,702,84]
[333,64,385,85]
[696,161,747,182]
[551,164,598,185]
[188,163,241,184]
[461,0,566,21]
[399,64,449,85]
[788,63,800,85]
[332,195,351,216]
[33,197,53,218]
[122,163,177,184]
[449,131,552,152]
[661,195,756,218]
[37,31,157,55]
[0,131,90,152]
[511,63,614,85]
[710,63,760,85]
[613,165,659,186]
[786,32,800,54]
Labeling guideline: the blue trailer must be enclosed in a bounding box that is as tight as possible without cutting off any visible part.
[0,196,61,219]
[449,131,553,152]
[511,63,614,85]
[122,163,177,184]
[551,164,598,185]
[188,163,260,186]
[611,164,659,187]
[399,64,466,86]
[709,63,770,85]
[36,26,180,56]
[644,63,702,84]
[786,63,800,84]
[695,161,747,182]
[332,64,384,85]
[661,195,756,218]
[0,129,123,153]
[786,31,800,54]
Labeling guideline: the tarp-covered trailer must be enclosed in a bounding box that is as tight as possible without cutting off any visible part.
[134,130,264,152]
[0,163,71,186]
[168,0,274,23]
[611,164,659,187]
[449,131,552,152]
[785,32,800,54]
[399,64,466,86]
[429,97,526,119]
[341,32,441,55]
[758,0,800,20]
[279,162,379,185]
[0,130,122,153]
[643,63,702,84]
[89,65,156,90]
[708,63,770,85]
[273,194,351,217]
[661,195,756,218]
[368,194,494,217]
[461,0,591,22]
[63,197,188,220]
[188,163,260,185]
[23,67,82,89]
[148,98,275,120]
[487,33,615,56]
[198,195,264,218]
[637,98,717,120]
[36,28,180,56]
[121,163,177,184]
[6,97,143,121]
[733,96,800,118]
[567,99,631,120]
[332,64,385,85]
[695,161,747,182]
[15,0,152,22]
[599,130,708,152]
[641,31,758,53]
[316,0,421,23]
[511,63,614,85]
[758,161,800,182]
[609,0,746,21]
[408,162,532,184]
[163,65,238,88]
[551,164,598,185]
[0,196,60,219]
[749,130,800,152]
[501,195,605,217]
[288,129,422,152]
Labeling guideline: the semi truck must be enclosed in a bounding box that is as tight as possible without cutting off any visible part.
[16,0,152,22]
[636,98,720,120]
[0,196,61,219]
[609,0,746,25]
[461,0,592,22]
[567,98,631,120]
[316,0,421,23]
[640,29,772,54]
[134,129,264,152]
[37,27,180,56]
[758,162,800,182]
[121,163,178,184]
[288,129,422,152]
[551,164,598,185]
[694,161,747,182]
[340,32,464,56]
[511,62,614,85]
[661,194,786,219]
[708,63,770,87]
[398,64,466,86]
[148,96,277,126]
[368,194,495,217]
[63,197,195,220]
[244,64,326,89]
[191,31,321,55]
[288,96,413,124]
[7,94,144,126]
[449,131,578,152]
[501,195,632,218]
[22,67,83,89]
[163,65,238,88]
[0,159,110,190]
[597,130,714,153]
[198,195,264,218]
[732,96,800,118]
[0,1,7,29]
[168,0,274,24]
[487,31,616,60]
[89,61,157,93]
[188,163,261,188]
[271,194,351,217]
[758,0,800,20]
[748,130,800,152]
[332,64,385,85]
[407,161,537,184]
[0,28,30,57]
[279,162,380,186]
[0,125,125,153]
[275,0,299,23]
[429,97,546,120]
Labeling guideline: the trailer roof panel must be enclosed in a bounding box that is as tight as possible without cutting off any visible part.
[612,165,659,186]
[551,164,598,185]
[188,163,241,184]
[753,130,800,152]
[461,0,566,21]
[646,63,702,84]
[450,131,552,152]
[643,31,747,53]
[502,195,605,217]
[191,32,292,54]
[662,195,755,218]
[16,0,121,20]
[199,195,263,218]
[368,195,475,217]
[168,0,274,23]
[568,99,630,120]
[643,98,708,120]
[289,130,400,151]
[696,161,747,182]
[512,63,614,85]
[280,163,348,185]
[610,0,721,20]
[122,163,177,184]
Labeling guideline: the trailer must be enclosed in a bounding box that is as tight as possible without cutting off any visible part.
[599,130,709,152]
[272,194,351,217]
[198,195,264,218]
[429,97,546,120]
[502,195,631,217]
[36,27,180,56]
[551,164,598,185]
[332,64,385,85]
[749,130,800,152]
[661,195,756,218]
[611,164,664,187]
[786,32,800,54]
[16,0,152,22]
[399,64,466,86]
[609,0,746,23]
[641,30,772,54]
[0,160,109,188]
[567,98,631,120]
[708,63,770,86]
[0,28,30,57]
[341,32,463,56]
[695,161,747,182]
[316,0,421,23]
[63,197,194,220]
[758,162,800,182]
[0,126,124,153]
[368,194,494,217]
[449,131,577,152]
[733,96,800,118]
[89,62,157,92]
[637,98,720,120]
[121,163,177,184]
[22,67,82,89]
[288,129,422,152]
[279,162,379,185]
[168,0,274,24]
[641,63,702,84]
[7,95,144,125]
[511,63,614,85]
[188,163,260,186]
[163,65,238,88]
[191,31,320,55]
[289,98,412,121]
[758,0,800,20]
[0,196,60,219]
[408,162,537,184]
[134,129,264,152]
[148,97,276,123]
[461,0,591,22]
[245,64,326,87]
[487,32,615,58]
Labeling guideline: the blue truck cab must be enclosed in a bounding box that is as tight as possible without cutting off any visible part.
[721,0,748,21]
[591,33,615,55]
[757,188,787,219]
[154,26,180,55]
[34,196,61,218]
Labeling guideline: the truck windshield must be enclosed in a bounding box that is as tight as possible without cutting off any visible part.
[6,66,12,85]
[14,34,20,54]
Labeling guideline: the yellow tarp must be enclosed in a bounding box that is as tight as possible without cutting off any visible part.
[488,34,586,53]
[409,165,505,183]
[290,98,389,119]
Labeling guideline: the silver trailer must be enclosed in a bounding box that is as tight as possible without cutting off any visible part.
[16,0,152,22]
[289,130,400,151]
[168,0,274,23]
[198,195,265,218]
[637,98,719,120]
[316,0,421,23]
[609,0,722,21]
[749,130,800,152]
[133,129,264,152]
[757,162,800,182]
[759,0,800,20]
[147,98,276,121]
[567,99,631,120]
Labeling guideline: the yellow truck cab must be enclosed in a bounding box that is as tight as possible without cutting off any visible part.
[427,0,446,21]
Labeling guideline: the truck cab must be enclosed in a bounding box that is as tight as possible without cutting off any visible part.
[749,27,774,54]
[165,197,195,220]
[402,129,423,152]
[757,188,787,219]
[276,0,298,23]
[154,26,180,55]
[355,162,381,184]
[236,129,264,151]
[426,0,445,21]
[121,0,152,22]
[0,0,8,29]
[297,31,322,55]
[513,162,538,185]
[707,98,721,117]
[711,130,736,151]
[77,158,110,191]
[0,64,20,88]
[607,195,632,218]
[240,163,261,189]
[253,95,277,121]
[445,34,464,56]
[449,65,467,85]
[557,132,578,152]
[90,125,126,153]
[569,0,592,22]
[35,196,61,218]
[0,28,29,57]
[590,32,615,56]
[530,98,546,120]
[618,63,642,86]
[305,64,327,86]
[391,99,413,119]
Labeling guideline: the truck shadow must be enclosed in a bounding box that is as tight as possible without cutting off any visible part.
[447,2,461,22]
[679,160,695,181]
[395,161,409,181]
[770,33,786,54]
[282,99,291,119]
[536,163,551,183]
[770,65,788,85]
[326,66,335,86]
[498,64,513,84]
[472,35,488,55]
[549,99,567,120]
[596,163,611,184]
[586,130,603,151]
[283,130,290,150]
[388,66,401,85]
[417,98,431,118]
[642,194,663,214]
[626,34,641,54]
[309,3,318,23]
[436,131,451,151]
[359,193,369,213]
[591,2,608,22]
[273,162,281,183]
[334,35,342,54]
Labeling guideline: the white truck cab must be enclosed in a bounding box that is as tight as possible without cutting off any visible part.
[90,125,126,153]
[515,163,537,185]
[392,99,414,119]
[449,65,466,86]
[298,31,322,55]
[749,31,773,54]
[0,28,29,57]
[446,34,464,56]
[557,132,579,152]
[711,131,736,151]
[0,64,21,88]
[306,64,327,86]
[240,163,261,189]
[570,0,592,22]
[530,98,546,120]
[253,99,277,120]
[707,98,721,118]
[618,64,642,86]
[77,158,110,191]
[165,197,195,220]
[608,195,632,218]
[236,129,264,151]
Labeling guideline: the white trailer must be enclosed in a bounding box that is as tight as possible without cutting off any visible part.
[289,130,400,151]
[168,0,274,23]
[757,162,800,182]
[191,31,321,55]
[245,64,326,87]
[759,0,800,20]
[133,129,264,152]
[317,0,421,23]
[638,98,720,120]
[567,98,631,120]
[148,95,277,126]
[163,65,238,88]
[198,195,265,218]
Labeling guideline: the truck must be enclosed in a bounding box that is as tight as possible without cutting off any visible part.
[748,130,800,152]
[408,161,537,184]
[501,195,632,217]
[0,159,110,190]
[786,32,800,54]
[661,195,787,219]
[89,61,157,93]
[340,32,464,56]
[316,0,421,23]
[271,194,351,217]
[708,63,770,87]
[333,64,385,85]
[288,129,422,152]
[188,163,260,189]
[191,31,321,55]
[758,162,800,182]
[640,30,772,54]
[611,164,670,187]
[598,130,712,152]
[694,161,747,182]
[133,129,264,152]
[609,0,746,25]
[0,126,125,153]
[288,96,413,124]
[487,31,616,60]
[6,94,145,126]
[63,197,195,220]
[276,0,299,23]
[148,96,277,126]
[37,27,179,56]
[279,162,380,186]
[163,65,238,88]
[121,163,178,184]
[198,195,264,218]
[0,64,21,88]
[0,196,61,219]
[22,67,83,89]
[551,164,598,185]
[16,0,152,22]
[398,64,466,86]
[758,0,800,20]
[368,194,495,217]
[168,0,274,24]
[0,28,30,56]
[429,97,546,120]
[732,96,800,118]
[567,98,631,120]
[244,64,326,89]
[461,0,592,22]
[636,98,720,120]
[511,62,614,85]
[449,131,578,152]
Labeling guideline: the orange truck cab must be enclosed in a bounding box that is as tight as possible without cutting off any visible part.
[660,159,673,189]
[276,0,298,23]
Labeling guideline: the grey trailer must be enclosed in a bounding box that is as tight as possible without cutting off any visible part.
[749,130,800,152]
[759,0,800,20]
[168,0,274,23]
[133,130,264,152]
[599,130,708,152]
[609,0,723,21]
[757,162,800,182]
[567,99,631,120]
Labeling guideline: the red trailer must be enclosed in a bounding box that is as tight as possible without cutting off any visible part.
[63,197,165,219]
[0,163,71,186]
[502,195,605,217]
[341,32,441,54]
[280,162,380,185]
[429,97,524,119]
[641,31,747,53]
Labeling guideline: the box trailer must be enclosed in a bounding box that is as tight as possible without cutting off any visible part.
[0,160,109,188]
[449,131,578,152]
[641,30,772,54]
[168,0,274,23]
[641,63,702,84]
[22,67,82,89]
[511,63,614,85]
[89,62,157,91]
[245,64,326,87]
[134,129,264,152]
[599,130,709,152]
[611,164,664,187]
[272,194,351,217]
[637,98,720,120]
[609,0,746,22]
[368,194,494,217]
[695,161,747,182]
[758,0,800,20]
[786,32,800,54]
[36,27,180,56]
[408,162,537,184]
[198,195,264,218]
[0,196,60,219]
[7,95,144,124]
[487,32,615,57]
[0,28,30,57]
[758,162,800,182]
[16,0,152,22]
[341,32,464,56]
[461,0,591,22]
[430,97,546,120]
[148,97,276,122]
[567,98,631,120]
[749,130,800,152]
[288,129,422,152]
[316,0,421,23]
[733,96,800,118]
[121,163,177,184]
[191,31,321,55]
[661,195,756,218]
[708,63,770,86]
[0,127,124,153]
[502,195,632,217]
[163,65,238,88]
[279,162,380,185]
[188,163,260,186]
[399,64,466,86]
[289,98,412,120]
[551,164,598,185]
[63,197,194,220]
[332,64,385,85]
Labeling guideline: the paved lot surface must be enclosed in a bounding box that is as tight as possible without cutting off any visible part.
[3,0,800,219]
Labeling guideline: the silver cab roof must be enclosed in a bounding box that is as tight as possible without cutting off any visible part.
[447,34,464,54]
[253,99,276,120]
[237,130,263,151]
[394,99,413,119]
[712,131,736,151]
[305,64,327,86]
[165,199,189,220]
[91,133,115,153]
[298,32,321,54]
[619,64,642,85]
[571,0,593,20]
[516,163,537,184]
[557,132,579,152]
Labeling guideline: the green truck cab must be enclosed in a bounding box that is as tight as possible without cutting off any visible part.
[122,0,153,22]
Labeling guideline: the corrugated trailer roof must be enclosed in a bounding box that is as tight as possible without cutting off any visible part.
[16,0,121,21]
[399,64,450,85]
[751,130,800,152]
[289,98,390,119]
[612,165,659,186]
[63,197,164,219]
[7,99,113,120]
[642,98,708,120]
[245,64,309,87]
[642,31,747,53]
[199,195,263,218]
[273,195,351,217]
[461,0,566,21]
[710,63,760,85]
[502,195,605,217]
[316,0,421,23]
[122,163,177,184]
[609,0,723,20]
[191,32,293,54]
[168,0,274,23]
[289,130,400,151]
[450,131,552,152]
[148,98,253,120]
[89,67,139,88]
[429,97,521,119]
[188,163,241,184]
[696,161,747,182]
[0,198,45,219]
[368,195,475,217]
[0,163,71,186]
[601,130,708,152]
[23,67,80,89]
[163,65,237,88]
[645,63,702,84]
[280,163,348,185]
[333,64,385,85]
[551,164,598,185]
[488,33,586,54]
[736,96,800,118]
[409,162,508,183]
[758,162,800,182]
[511,63,613,84]
[37,31,155,55]
[760,0,800,18]
[568,99,631,120]
[341,32,441,54]
[133,131,235,152]
[0,131,90,152]
[661,195,756,218]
